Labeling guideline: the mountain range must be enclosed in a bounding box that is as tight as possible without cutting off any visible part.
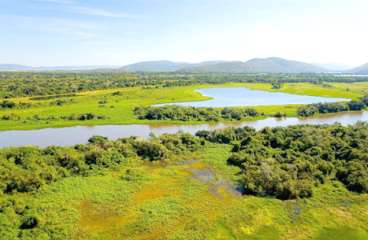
[1,58,368,74]
[0,65,118,71]
[177,58,326,73]
[115,58,368,74]
[348,63,368,75]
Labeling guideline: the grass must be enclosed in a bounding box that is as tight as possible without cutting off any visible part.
[2,82,368,239]
[2,144,368,240]
[242,82,364,99]
[1,82,368,131]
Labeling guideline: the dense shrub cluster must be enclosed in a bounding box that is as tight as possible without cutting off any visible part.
[0,133,202,195]
[0,113,107,122]
[298,98,367,117]
[0,100,32,109]
[196,123,368,199]
[1,113,21,121]
[1,123,368,201]
[134,106,260,121]
[63,113,106,121]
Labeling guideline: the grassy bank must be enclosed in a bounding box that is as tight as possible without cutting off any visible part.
[0,82,367,131]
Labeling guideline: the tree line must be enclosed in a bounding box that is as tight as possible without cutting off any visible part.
[298,96,368,117]
[134,106,260,121]
[1,71,368,97]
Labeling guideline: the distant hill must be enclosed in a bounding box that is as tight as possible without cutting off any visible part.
[313,63,353,72]
[180,57,327,73]
[119,61,191,72]
[0,64,33,71]
[244,57,327,73]
[2,58,362,74]
[0,64,117,71]
[180,61,245,73]
[347,63,368,75]
[35,65,118,71]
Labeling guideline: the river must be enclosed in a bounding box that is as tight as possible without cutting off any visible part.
[0,111,367,148]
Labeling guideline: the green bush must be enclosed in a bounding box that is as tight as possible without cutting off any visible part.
[133,141,168,161]
[134,106,260,121]
[196,123,368,199]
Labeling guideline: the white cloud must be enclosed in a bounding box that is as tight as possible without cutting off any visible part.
[71,6,137,18]
[34,0,75,4]
[33,0,136,19]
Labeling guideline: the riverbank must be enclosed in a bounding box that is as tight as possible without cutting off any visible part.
[0,82,367,131]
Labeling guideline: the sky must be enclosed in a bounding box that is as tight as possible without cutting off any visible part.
[1,0,368,67]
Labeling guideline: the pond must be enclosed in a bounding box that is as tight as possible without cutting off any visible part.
[1,111,367,148]
[156,87,349,107]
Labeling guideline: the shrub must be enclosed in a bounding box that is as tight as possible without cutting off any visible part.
[298,105,319,117]
[298,100,367,117]
[134,106,259,121]
[20,216,38,229]
[134,141,168,161]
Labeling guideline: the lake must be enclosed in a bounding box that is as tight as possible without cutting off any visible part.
[156,87,349,107]
[1,111,367,148]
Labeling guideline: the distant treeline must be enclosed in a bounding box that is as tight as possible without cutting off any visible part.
[298,96,368,117]
[1,72,368,97]
[1,112,105,122]
[134,106,260,121]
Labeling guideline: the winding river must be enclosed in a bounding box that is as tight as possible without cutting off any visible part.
[0,87,362,148]
[1,111,367,148]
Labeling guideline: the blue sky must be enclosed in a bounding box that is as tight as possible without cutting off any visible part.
[1,0,367,66]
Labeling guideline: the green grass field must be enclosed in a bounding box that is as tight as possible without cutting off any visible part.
[1,82,368,130]
[2,143,367,240]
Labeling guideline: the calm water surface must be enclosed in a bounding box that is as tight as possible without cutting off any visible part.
[156,88,349,107]
[1,111,367,148]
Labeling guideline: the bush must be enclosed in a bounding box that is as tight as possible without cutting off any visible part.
[20,216,39,229]
[134,141,168,161]
[134,106,259,121]
[1,114,21,121]
[298,99,367,117]
[348,101,365,111]
[65,113,105,121]
[5,171,43,193]
[337,161,368,193]
[298,105,319,117]
[0,100,16,109]
[220,123,368,199]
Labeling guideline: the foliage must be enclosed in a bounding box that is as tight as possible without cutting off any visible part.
[1,72,368,98]
[0,133,203,195]
[196,123,368,199]
[0,81,368,130]
[134,106,260,121]
[0,100,32,109]
[1,125,368,239]
[298,98,367,117]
